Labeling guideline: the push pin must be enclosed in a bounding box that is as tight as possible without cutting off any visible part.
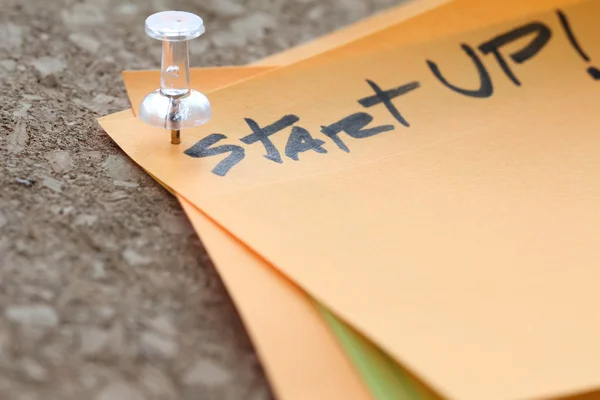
[139,11,212,145]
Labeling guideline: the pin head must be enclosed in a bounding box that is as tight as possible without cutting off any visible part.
[139,10,211,144]
[145,11,205,41]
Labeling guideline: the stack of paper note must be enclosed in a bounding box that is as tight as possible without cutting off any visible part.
[99,0,600,398]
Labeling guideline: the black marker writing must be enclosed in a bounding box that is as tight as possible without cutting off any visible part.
[479,22,552,86]
[184,7,597,178]
[285,126,327,161]
[358,80,420,127]
[240,115,300,163]
[557,9,600,79]
[427,44,493,98]
[184,134,245,177]
[321,112,394,153]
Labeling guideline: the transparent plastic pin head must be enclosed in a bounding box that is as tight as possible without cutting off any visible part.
[139,11,212,143]
[145,11,205,41]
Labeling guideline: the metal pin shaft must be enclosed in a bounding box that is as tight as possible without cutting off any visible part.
[171,129,181,145]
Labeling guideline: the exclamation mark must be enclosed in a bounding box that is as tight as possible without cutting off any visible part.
[557,10,600,80]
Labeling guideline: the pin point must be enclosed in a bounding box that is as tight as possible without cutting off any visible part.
[139,11,212,145]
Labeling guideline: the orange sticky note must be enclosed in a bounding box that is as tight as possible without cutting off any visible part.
[181,202,374,400]
[102,1,600,399]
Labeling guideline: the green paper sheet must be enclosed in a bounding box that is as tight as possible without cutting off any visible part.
[319,304,440,400]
